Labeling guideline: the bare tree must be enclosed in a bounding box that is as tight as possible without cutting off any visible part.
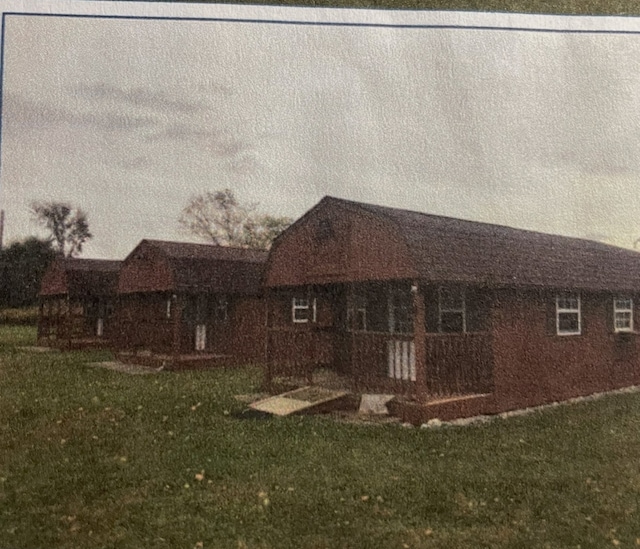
[30,201,92,257]
[178,189,291,250]
[242,214,292,250]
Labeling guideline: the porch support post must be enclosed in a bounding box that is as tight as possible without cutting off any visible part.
[412,280,428,399]
[171,294,182,363]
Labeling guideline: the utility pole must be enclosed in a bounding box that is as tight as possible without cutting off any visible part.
[0,210,4,250]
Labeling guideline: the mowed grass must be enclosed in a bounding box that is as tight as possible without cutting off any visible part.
[1,327,639,548]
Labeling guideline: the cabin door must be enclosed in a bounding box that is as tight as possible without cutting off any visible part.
[195,324,207,351]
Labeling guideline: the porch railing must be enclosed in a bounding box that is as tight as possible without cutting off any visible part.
[264,328,494,396]
[351,331,415,392]
[266,328,334,384]
[424,332,494,396]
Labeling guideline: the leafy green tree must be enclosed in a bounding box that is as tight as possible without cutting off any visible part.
[0,237,57,308]
[178,189,291,250]
[30,201,92,257]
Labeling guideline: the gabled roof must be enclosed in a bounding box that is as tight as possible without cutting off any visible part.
[40,258,121,297]
[122,239,268,294]
[310,196,640,291]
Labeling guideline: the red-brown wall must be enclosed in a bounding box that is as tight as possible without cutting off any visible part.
[40,261,69,296]
[265,201,417,288]
[114,293,267,364]
[229,296,267,364]
[113,293,175,353]
[118,244,174,294]
[491,289,640,412]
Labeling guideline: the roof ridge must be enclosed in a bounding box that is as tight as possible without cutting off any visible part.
[143,238,268,254]
[322,195,634,253]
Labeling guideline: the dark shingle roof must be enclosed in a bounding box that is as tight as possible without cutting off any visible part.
[62,258,121,273]
[140,240,268,294]
[325,196,640,291]
[40,258,121,297]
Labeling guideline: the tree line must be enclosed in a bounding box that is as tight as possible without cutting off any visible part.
[1,190,290,309]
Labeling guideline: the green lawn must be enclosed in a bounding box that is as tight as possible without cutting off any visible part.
[0,326,639,548]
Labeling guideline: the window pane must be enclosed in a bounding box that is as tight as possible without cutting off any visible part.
[558,295,579,310]
[615,312,632,329]
[615,298,632,310]
[292,297,309,322]
[293,307,309,322]
[558,312,579,333]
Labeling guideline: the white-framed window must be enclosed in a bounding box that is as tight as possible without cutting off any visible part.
[292,297,317,323]
[556,293,581,336]
[614,297,633,333]
[438,287,466,333]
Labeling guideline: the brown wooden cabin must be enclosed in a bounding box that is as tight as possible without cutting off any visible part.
[38,258,121,349]
[114,239,267,369]
[264,196,640,423]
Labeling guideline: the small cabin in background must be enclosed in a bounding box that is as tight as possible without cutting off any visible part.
[264,196,640,423]
[37,258,121,349]
[114,239,267,369]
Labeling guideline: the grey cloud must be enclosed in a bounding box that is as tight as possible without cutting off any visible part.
[3,92,157,135]
[145,122,252,158]
[76,82,209,115]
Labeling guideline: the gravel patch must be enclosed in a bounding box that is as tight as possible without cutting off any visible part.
[419,385,640,429]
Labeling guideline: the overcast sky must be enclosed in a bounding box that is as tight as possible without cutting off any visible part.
[2,5,640,258]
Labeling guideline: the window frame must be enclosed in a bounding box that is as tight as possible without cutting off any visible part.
[292,296,317,324]
[556,293,581,336]
[613,297,633,333]
[438,287,467,333]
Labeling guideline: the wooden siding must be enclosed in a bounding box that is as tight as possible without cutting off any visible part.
[229,297,267,364]
[114,293,266,363]
[424,332,494,395]
[114,293,175,353]
[118,244,174,294]
[265,200,416,287]
[39,261,68,296]
[491,289,640,411]
[266,327,334,383]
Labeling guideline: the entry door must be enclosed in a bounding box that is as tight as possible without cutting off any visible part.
[195,324,207,351]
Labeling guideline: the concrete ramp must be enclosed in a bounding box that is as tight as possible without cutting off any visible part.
[249,386,350,417]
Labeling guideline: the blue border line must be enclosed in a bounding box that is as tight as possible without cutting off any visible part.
[4,10,640,33]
